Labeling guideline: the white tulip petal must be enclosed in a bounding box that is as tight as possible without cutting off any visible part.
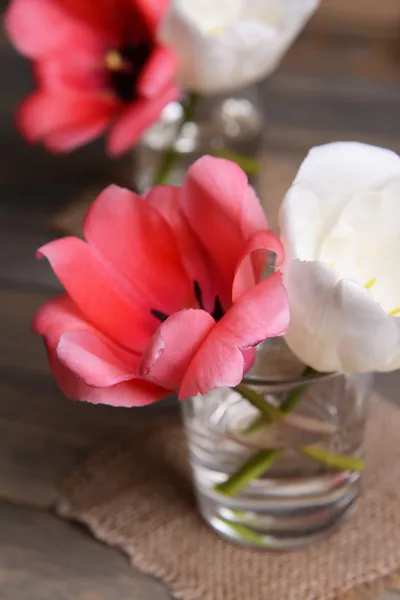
[270,0,320,61]
[279,185,326,263]
[160,10,205,91]
[172,0,244,33]
[197,21,280,93]
[294,142,400,199]
[161,0,320,93]
[284,260,400,373]
[317,184,400,313]
[279,142,400,268]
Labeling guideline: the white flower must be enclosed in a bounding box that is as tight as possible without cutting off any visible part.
[279,142,400,373]
[160,0,319,94]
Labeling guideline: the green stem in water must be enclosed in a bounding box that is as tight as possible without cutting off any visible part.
[235,383,282,424]
[216,517,266,547]
[281,366,316,412]
[151,92,199,186]
[300,446,365,472]
[214,449,283,497]
[240,366,316,435]
[213,368,364,498]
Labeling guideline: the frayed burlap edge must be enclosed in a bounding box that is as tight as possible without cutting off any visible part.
[55,399,400,600]
[338,573,400,600]
[56,498,400,600]
[57,499,208,600]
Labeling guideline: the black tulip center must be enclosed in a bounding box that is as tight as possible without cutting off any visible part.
[106,42,152,102]
[151,281,225,325]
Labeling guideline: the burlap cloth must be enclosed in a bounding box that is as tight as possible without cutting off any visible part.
[57,395,400,600]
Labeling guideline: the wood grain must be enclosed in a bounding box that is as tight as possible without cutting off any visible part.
[312,0,400,38]
[0,286,177,508]
[1,9,400,599]
[0,501,170,600]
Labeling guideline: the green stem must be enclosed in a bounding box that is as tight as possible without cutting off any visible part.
[210,149,262,177]
[216,517,266,547]
[213,368,364,498]
[214,449,283,497]
[239,366,316,435]
[281,366,316,412]
[151,92,199,186]
[300,446,365,472]
[235,383,282,424]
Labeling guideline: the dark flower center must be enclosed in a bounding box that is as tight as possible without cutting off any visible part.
[105,42,152,102]
[151,281,225,325]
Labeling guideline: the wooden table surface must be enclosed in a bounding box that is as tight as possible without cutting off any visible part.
[1,7,400,598]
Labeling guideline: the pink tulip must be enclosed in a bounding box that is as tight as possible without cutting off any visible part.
[33,156,290,406]
[5,0,179,155]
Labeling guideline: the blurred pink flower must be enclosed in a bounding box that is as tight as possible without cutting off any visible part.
[5,0,179,155]
[33,156,289,406]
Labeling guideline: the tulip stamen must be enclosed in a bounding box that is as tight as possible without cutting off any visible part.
[105,50,125,72]
[193,280,224,322]
[364,278,376,290]
[194,280,205,310]
[151,309,169,323]
[212,296,224,322]
[388,306,400,317]
[106,42,152,102]
[208,25,225,35]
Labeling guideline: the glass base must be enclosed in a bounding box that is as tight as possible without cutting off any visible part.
[182,344,371,550]
[193,468,359,550]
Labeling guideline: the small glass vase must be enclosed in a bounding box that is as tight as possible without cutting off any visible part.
[133,86,264,194]
[182,340,373,550]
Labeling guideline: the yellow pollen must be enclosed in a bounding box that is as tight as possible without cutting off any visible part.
[208,25,225,35]
[105,50,124,71]
[364,277,376,290]
[388,306,400,317]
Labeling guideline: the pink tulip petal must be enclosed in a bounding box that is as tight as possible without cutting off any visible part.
[107,84,180,156]
[138,45,179,98]
[43,121,109,153]
[139,309,216,390]
[37,237,157,352]
[55,0,126,40]
[17,91,114,149]
[33,294,93,346]
[57,329,138,387]
[146,185,218,312]
[84,379,168,407]
[232,230,285,302]
[47,347,167,406]
[242,347,256,373]
[5,0,91,58]
[244,186,270,234]
[35,36,106,93]
[83,185,193,315]
[179,272,289,400]
[135,0,169,30]
[180,343,244,401]
[35,295,139,388]
[181,156,268,305]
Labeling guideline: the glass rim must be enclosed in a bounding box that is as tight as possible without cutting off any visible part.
[242,370,340,389]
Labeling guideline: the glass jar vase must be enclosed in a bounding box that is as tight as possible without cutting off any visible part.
[181,341,372,550]
[133,86,264,194]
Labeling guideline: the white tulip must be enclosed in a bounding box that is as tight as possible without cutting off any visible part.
[160,0,319,94]
[279,142,400,373]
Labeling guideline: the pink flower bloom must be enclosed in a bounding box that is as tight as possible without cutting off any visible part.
[5,0,179,155]
[33,156,290,406]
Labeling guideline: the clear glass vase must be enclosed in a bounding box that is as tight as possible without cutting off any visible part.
[181,340,373,550]
[133,86,264,194]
